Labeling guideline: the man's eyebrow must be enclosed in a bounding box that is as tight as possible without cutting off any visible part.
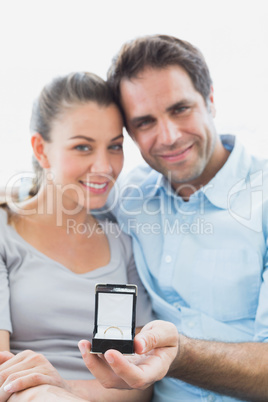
[129,100,191,126]
[130,115,153,126]
[166,100,190,112]
[69,134,123,142]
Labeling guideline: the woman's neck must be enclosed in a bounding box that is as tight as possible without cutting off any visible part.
[11,184,96,229]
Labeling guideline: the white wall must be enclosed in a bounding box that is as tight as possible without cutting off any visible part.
[0,0,267,187]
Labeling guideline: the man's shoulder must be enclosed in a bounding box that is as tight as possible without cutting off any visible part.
[245,153,268,192]
[249,154,268,198]
[249,153,268,172]
[223,135,268,185]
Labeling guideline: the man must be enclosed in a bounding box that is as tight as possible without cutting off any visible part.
[80,35,268,401]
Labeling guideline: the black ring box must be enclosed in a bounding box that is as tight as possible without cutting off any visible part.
[91,284,137,355]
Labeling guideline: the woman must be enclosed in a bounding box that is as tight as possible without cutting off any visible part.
[0,72,153,401]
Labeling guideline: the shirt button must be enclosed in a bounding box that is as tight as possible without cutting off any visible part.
[207,394,216,402]
[173,302,181,309]
[165,255,172,263]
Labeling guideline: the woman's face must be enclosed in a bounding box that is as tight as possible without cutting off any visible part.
[43,102,124,211]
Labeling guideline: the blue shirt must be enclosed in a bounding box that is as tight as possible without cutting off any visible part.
[109,135,268,401]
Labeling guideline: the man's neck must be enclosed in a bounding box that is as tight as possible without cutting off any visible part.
[176,142,231,201]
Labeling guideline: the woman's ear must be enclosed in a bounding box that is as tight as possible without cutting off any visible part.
[31,133,50,169]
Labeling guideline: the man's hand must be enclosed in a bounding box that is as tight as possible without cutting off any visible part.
[78,320,179,390]
[0,350,69,401]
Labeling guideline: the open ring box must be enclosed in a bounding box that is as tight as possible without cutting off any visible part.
[91,284,137,355]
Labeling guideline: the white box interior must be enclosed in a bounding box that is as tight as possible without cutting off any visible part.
[95,292,134,340]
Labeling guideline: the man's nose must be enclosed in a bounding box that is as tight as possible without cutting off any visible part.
[157,119,181,145]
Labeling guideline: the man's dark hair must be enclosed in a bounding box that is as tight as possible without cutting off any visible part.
[107,34,213,109]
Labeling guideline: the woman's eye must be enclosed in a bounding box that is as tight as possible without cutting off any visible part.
[75,145,90,151]
[109,144,123,151]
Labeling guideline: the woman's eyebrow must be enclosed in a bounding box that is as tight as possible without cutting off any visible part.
[111,134,124,141]
[69,135,95,141]
[69,134,123,142]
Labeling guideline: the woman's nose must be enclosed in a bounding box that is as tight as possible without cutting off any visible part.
[90,152,112,175]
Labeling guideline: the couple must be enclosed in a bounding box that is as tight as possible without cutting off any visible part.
[1,34,268,401]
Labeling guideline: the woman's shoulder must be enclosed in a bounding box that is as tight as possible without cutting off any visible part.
[0,206,9,226]
[0,204,21,229]
[99,219,130,241]
[98,219,132,255]
[0,207,11,254]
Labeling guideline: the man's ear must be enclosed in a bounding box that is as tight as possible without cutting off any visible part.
[31,133,50,169]
[207,86,216,117]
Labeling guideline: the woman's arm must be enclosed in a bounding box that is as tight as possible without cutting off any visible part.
[0,330,10,351]
[0,330,14,368]
[0,349,152,402]
[67,379,152,402]
[7,384,88,401]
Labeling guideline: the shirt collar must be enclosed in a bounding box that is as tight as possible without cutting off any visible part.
[148,135,252,209]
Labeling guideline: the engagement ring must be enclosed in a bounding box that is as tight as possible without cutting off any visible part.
[104,326,123,337]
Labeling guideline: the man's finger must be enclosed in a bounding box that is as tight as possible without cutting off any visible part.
[134,320,179,354]
[103,349,150,389]
[78,341,126,388]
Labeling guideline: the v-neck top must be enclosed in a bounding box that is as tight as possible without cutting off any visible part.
[0,209,154,380]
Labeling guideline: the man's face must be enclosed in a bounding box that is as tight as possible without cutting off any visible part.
[120,66,224,194]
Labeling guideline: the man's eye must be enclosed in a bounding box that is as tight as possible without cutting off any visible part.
[137,119,154,128]
[74,145,90,151]
[173,106,189,114]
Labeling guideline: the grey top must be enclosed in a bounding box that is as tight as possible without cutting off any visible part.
[0,209,154,380]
